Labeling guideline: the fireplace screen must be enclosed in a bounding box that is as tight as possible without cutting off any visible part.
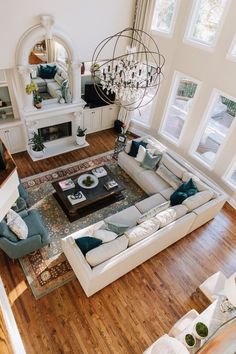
[38,122,72,142]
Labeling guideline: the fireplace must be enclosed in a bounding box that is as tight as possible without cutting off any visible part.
[38,122,72,142]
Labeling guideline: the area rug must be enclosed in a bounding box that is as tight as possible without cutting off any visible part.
[20,151,147,299]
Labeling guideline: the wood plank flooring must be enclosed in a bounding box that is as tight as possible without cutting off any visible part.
[0,130,235,354]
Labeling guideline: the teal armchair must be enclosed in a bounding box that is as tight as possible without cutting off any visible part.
[0,209,49,259]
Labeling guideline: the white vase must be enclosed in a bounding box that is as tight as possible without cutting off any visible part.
[76,135,86,146]
[30,147,45,158]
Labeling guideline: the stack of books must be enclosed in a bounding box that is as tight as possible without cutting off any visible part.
[67,191,86,205]
[92,167,107,178]
[58,178,75,191]
[104,179,118,191]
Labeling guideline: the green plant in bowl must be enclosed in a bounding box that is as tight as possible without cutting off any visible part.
[195,322,208,339]
[82,176,94,187]
[185,334,196,348]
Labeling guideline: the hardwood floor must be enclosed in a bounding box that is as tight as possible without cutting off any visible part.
[1,130,236,354]
[13,129,118,178]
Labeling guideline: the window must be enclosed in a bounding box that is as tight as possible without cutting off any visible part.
[160,73,199,143]
[185,0,229,47]
[224,162,236,189]
[192,91,236,166]
[151,0,179,35]
[131,91,155,126]
[227,35,236,61]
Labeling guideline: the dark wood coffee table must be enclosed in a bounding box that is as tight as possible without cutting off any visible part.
[52,165,125,222]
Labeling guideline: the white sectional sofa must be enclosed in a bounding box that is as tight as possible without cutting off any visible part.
[62,136,227,297]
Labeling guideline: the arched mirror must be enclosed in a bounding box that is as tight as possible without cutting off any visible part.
[28,38,70,105]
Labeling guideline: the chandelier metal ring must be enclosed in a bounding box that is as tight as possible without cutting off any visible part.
[91,27,165,111]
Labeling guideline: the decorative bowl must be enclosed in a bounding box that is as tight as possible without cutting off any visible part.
[77,174,99,189]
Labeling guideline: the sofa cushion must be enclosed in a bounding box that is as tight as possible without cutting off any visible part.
[32,77,46,87]
[160,187,175,200]
[93,229,118,243]
[182,171,218,198]
[0,220,19,242]
[119,151,147,176]
[162,154,186,179]
[6,209,28,239]
[104,206,142,228]
[156,164,182,189]
[140,150,162,170]
[128,140,147,158]
[125,218,160,246]
[137,202,170,224]
[170,178,198,206]
[182,190,214,211]
[135,193,167,213]
[75,236,102,255]
[139,170,171,195]
[156,205,188,228]
[86,235,128,267]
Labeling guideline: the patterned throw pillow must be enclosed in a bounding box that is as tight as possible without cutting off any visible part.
[140,150,162,170]
[6,209,28,239]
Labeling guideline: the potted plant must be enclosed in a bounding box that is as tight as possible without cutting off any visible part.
[184,333,196,349]
[194,322,208,340]
[26,82,43,109]
[29,132,46,158]
[33,93,43,109]
[76,126,87,146]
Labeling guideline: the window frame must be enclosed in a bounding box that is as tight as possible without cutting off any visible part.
[226,34,236,62]
[159,71,201,146]
[189,89,236,170]
[183,0,231,51]
[151,0,181,38]
[223,157,236,191]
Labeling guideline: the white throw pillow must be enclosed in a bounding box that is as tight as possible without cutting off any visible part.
[125,217,160,246]
[182,190,214,211]
[86,235,128,267]
[137,202,170,224]
[6,209,28,239]
[135,145,146,163]
[161,154,186,179]
[93,229,118,243]
[156,164,182,189]
[156,205,188,228]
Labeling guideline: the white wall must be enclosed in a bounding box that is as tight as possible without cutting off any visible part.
[1,0,135,69]
[131,0,236,206]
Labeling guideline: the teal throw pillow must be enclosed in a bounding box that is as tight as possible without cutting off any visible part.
[104,222,129,236]
[170,178,198,206]
[39,65,57,79]
[128,140,147,158]
[140,150,162,170]
[75,237,102,255]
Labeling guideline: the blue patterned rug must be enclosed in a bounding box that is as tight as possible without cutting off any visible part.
[20,152,146,299]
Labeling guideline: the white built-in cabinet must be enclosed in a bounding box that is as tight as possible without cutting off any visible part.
[82,105,119,134]
[0,123,26,154]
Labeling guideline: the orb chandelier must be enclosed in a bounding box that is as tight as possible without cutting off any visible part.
[91,27,165,111]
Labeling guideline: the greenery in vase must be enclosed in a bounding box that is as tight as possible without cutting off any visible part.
[29,132,45,152]
[196,322,208,338]
[185,334,195,347]
[77,126,87,137]
[25,82,42,107]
